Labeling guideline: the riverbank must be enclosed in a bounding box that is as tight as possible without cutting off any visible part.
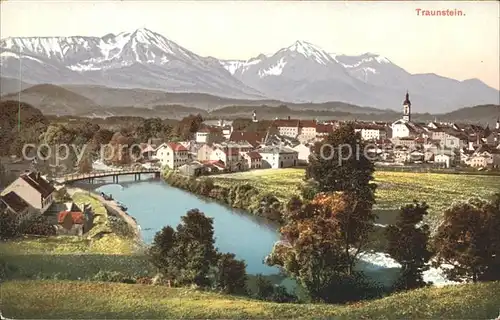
[163,169,285,222]
[67,187,142,245]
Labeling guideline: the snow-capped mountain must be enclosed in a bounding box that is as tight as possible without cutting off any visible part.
[1,29,498,112]
[221,41,499,111]
[0,28,264,99]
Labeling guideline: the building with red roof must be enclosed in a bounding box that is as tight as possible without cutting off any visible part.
[154,142,190,169]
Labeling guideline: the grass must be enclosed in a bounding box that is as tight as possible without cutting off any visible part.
[211,168,500,227]
[0,190,146,282]
[2,280,499,319]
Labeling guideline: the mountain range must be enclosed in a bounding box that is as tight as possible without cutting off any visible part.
[1,28,499,113]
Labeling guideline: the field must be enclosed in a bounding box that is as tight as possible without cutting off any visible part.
[2,280,499,319]
[211,168,500,226]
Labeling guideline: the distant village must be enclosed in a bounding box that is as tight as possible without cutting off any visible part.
[145,92,500,175]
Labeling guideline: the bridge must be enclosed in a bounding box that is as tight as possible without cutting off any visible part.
[56,168,161,184]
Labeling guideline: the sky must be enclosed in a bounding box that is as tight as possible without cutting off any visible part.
[1,1,499,90]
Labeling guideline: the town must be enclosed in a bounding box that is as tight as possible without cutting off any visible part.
[144,92,500,175]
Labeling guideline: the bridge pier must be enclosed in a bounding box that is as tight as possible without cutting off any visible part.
[134,173,141,181]
[112,175,119,183]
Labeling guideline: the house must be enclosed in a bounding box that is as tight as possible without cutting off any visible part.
[195,127,224,144]
[354,123,387,141]
[292,144,312,165]
[241,151,262,169]
[197,144,216,162]
[258,146,298,169]
[297,120,317,142]
[391,137,418,149]
[154,142,190,169]
[468,145,500,168]
[140,144,156,161]
[200,160,226,173]
[272,119,301,138]
[434,154,454,168]
[315,124,335,140]
[178,162,205,177]
[0,172,55,215]
[57,211,85,236]
[209,147,243,171]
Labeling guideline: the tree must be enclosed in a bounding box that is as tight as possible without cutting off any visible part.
[213,252,247,294]
[103,132,135,165]
[254,274,275,300]
[148,209,221,288]
[386,201,432,291]
[306,123,375,200]
[74,121,100,141]
[174,114,203,141]
[149,225,178,280]
[78,150,93,174]
[43,124,75,146]
[175,209,218,286]
[304,123,376,274]
[433,195,500,282]
[266,194,350,302]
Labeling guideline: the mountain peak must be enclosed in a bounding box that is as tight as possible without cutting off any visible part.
[284,40,334,65]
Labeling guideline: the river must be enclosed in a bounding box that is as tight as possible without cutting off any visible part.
[81,174,453,287]
[93,175,281,275]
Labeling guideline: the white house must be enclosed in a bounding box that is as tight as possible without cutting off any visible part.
[258,146,298,169]
[292,144,312,165]
[434,154,453,168]
[154,142,190,169]
[195,127,224,144]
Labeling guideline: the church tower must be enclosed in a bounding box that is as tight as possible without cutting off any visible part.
[402,91,411,122]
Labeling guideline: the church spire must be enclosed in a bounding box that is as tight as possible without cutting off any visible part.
[402,91,411,122]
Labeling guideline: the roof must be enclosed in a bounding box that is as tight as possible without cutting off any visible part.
[258,146,298,154]
[273,119,300,128]
[316,124,335,134]
[201,160,225,169]
[245,151,262,159]
[229,131,265,147]
[198,126,222,133]
[166,142,188,152]
[20,172,55,198]
[1,191,29,213]
[353,122,385,130]
[141,145,156,153]
[57,211,84,224]
[299,120,317,128]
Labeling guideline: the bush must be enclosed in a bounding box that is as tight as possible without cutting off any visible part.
[92,271,129,283]
[0,209,20,240]
[254,274,275,300]
[318,272,386,304]
[270,285,297,303]
[213,253,247,295]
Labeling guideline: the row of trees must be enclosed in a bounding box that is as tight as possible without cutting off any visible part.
[1,100,206,175]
